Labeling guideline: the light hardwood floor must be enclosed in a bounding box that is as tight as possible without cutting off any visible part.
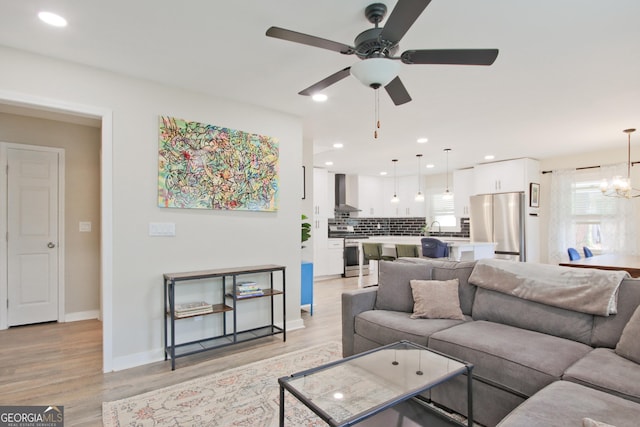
[0,275,367,426]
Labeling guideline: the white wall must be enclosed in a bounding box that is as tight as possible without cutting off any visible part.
[0,46,303,370]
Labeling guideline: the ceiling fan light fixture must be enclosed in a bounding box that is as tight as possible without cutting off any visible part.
[311,93,328,102]
[350,58,400,89]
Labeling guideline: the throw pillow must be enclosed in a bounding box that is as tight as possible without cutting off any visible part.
[409,279,465,320]
[615,305,640,364]
[582,418,616,427]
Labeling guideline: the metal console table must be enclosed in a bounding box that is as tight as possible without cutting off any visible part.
[164,264,286,370]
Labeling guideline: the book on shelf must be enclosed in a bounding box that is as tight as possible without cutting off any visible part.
[174,301,213,316]
[174,307,214,318]
[226,288,264,298]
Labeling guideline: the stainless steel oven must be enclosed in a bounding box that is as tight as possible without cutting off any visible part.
[344,239,369,277]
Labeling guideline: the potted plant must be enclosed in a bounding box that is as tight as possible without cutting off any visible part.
[301,214,311,247]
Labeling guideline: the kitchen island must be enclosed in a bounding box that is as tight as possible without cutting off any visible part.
[356,236,496,287]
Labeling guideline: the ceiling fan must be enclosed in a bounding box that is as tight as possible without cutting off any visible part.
[266,0,499,105]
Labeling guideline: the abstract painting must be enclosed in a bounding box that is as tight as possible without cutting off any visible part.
[158,116,279,211]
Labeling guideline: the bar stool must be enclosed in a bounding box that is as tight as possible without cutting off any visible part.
[395,244,419,258]
[421,238,449,258]
[362,243,395,285]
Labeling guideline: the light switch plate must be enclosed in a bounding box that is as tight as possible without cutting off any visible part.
[149,222,176,236]
[79,221,92,232]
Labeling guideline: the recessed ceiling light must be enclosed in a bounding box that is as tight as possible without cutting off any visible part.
[380,171,388,176]
[325,161,333,166]
[484,155,495,160]
[333,142,344,148]
[426,164,435,168]
[312,93,328,102]
[38,11,67,27]
[417,137,428,143]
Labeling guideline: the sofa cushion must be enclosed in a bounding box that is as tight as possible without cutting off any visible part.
[375,261,432,313]
[472,287,594,345]
[429,321,592,397]
[616,305,640,364]
[497,381,640,427]
[592,278,640,348]
[563,348,640,404]
[392,258,477,315]
[432,261,477,315]
[410,279,465,320]
[354,310,467,348]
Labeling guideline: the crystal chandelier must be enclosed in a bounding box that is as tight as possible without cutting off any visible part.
[600,128,640,199]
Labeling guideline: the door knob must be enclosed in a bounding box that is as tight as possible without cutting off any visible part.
[47,242,56,248]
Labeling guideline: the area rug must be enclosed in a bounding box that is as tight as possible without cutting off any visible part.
[102,342,342,427]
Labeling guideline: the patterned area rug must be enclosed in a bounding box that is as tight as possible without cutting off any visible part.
[102,342,342,427]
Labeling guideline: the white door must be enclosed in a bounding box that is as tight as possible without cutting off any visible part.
[7,147,60,326]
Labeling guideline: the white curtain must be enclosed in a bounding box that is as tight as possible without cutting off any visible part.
[548,163,638,263]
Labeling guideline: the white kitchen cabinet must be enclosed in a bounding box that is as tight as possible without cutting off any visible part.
[326,239,345,276]
[454,168,474,218]
[313,168,334,219]
[346,174,384,217]
[473,158,540,195]
[313,234,344,277]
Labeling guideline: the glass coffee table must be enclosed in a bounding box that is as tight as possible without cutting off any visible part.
[278,340,474,427]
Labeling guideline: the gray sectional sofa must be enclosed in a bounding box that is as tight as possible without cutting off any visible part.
[341,258,640,427]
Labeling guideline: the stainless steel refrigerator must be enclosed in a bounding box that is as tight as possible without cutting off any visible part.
[469,192,526,261]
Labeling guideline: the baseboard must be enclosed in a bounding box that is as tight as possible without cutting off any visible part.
[110,319,307,372]
[65,309,100,322]
[112,348,165,372]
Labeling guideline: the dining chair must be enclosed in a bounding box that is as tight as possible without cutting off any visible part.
[567,247,581,261]
[583,247,594,258]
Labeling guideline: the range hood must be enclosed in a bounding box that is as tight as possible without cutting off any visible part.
[334,174,360,213]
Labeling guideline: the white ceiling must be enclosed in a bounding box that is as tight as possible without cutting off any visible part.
[0,0,639,176]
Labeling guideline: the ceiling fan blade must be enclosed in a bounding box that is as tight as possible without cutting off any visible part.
[401,49,499,65]
[299,67,352,96]
[385,76,412,105]
[379,0,432,44]
[266,27,355,54]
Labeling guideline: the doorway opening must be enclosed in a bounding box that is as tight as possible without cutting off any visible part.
[0,93,113,372]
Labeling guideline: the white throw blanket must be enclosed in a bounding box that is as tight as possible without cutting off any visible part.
[469,259,630,316]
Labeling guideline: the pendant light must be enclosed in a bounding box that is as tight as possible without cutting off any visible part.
[415,154,425,202]
[443,149,453,200]
[600,128,640,199]
[391,159,400,203]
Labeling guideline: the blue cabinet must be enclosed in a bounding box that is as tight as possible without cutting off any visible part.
[301,262,314,315]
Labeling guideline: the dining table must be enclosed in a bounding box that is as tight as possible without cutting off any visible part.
[559,254,640,278]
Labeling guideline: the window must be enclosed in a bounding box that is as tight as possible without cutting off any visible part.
[571,179,614,251]
[428,192,456,230]
[548,164,638,262]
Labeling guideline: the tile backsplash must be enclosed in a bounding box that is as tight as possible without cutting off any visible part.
[330,212,470,238]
